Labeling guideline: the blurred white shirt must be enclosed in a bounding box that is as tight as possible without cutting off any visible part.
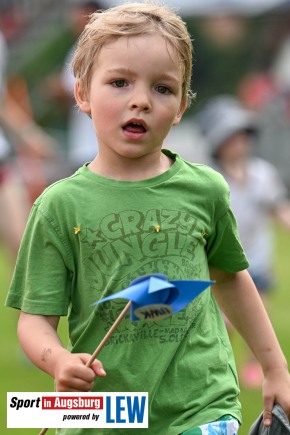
[0,31,10,161]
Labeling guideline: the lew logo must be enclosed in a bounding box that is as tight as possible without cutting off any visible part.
[106,395,147,426]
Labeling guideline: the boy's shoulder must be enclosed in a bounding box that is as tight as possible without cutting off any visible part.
[187,160,225,178]
[35,169,83,207]
[181,157,229,190]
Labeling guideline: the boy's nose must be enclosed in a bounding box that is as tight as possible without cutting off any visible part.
[129,87,152,112]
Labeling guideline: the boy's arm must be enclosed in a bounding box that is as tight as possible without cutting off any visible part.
[17,312,106,392]
[209,268,290,426]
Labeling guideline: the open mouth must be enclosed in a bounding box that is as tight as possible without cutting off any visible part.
[123,121,147,134]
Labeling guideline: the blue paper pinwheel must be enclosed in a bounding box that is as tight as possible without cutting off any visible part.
[38,275,213,434]
[92,274,214,321]
[39,275,214,435]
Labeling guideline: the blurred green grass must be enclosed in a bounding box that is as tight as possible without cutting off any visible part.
[1,224,289,434]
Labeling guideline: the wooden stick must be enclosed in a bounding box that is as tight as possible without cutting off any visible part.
[39,300,132,435]
[86,300,132,367]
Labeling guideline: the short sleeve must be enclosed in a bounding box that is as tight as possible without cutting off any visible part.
[5,203,72,315]
[206,207,249,273]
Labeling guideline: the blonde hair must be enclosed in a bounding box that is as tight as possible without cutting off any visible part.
[72,1,194,106]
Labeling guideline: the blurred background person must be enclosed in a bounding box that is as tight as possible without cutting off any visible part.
[0,29,30,260]
[0,22,60,260]
[45,0,103,172]
[0,30,10,172]
[195,95,290,388]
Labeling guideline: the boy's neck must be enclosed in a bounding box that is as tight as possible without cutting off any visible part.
[88,152,174,181]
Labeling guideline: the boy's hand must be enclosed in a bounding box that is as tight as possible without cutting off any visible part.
[54,351,106,392]
[262,368,290,426]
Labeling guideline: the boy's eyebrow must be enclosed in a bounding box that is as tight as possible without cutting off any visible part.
[157,72,180,85]
[106,67,132,75]
[106,67,180,84]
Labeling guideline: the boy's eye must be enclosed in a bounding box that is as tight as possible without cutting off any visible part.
[156,85,171,94]
[112,80,126,88]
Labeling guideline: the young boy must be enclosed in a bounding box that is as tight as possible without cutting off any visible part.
[5,3,290,434]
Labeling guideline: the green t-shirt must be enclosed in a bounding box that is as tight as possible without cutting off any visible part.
[6,150,249,434]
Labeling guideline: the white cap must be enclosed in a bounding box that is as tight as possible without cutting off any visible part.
[195,95,259,156]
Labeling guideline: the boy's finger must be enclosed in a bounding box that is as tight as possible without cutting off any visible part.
[263,408,273,426]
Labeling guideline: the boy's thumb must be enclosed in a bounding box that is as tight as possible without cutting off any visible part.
[91,360,106,377]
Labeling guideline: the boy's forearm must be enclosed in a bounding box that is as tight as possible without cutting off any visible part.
[210,268,288,374]
[17,312,69,378]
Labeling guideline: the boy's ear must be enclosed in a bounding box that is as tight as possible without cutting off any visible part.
[173,100,187,126]
[74,80,91,114]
